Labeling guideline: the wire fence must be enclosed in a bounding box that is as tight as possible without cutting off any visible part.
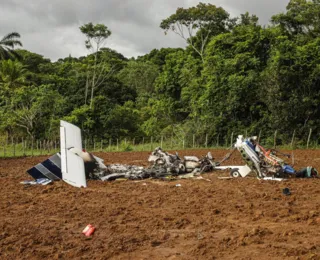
[0,137,220,158]
[0,129,318,158]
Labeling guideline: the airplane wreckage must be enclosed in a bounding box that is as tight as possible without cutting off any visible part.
[26,121,318,188]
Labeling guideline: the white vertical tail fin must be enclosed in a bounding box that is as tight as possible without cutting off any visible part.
[60,120,87,188]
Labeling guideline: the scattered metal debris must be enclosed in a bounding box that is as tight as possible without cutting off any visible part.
[27,154,62,180]
[24,122,319,187]
[216,135,319,180]
[282,188,291,196]
[88,147,216,181]
[20,178,53,185]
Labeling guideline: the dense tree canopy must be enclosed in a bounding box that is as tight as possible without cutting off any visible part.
[160,3,233,62]
[1,1,320,146]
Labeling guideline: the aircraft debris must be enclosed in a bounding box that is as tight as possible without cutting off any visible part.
[25,122,318,188]
[20,178,53,185]
[220,135,319,180]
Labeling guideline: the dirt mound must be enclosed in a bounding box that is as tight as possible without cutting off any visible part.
[1,149,320,259]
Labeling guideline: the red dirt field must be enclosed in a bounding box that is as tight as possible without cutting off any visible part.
[1,149,320,259]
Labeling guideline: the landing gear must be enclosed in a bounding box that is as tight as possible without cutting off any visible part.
[230,168,241,178]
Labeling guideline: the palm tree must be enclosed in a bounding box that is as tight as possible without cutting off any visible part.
[0,59,27,91]
[0,32,22,60]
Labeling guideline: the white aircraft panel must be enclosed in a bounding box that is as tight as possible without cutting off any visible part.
[60,121,87,188]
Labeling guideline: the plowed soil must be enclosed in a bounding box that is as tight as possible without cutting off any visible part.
[1,149,320,259]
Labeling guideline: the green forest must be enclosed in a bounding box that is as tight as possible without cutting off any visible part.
[1,0,320,147]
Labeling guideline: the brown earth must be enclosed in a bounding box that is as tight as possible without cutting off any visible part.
[1,149,320,259]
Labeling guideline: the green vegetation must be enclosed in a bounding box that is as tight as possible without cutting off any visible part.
[1,0,320,148]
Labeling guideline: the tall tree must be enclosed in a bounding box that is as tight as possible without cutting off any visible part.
[80,23,113,108]
[261,33,320,140]
[160,3,232,62]
[0,32,22,60]
[0,85,64,139]
[271,0,320,38]
[199,18,269,138]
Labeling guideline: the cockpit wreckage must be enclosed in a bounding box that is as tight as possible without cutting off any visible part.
[26,121,318,188]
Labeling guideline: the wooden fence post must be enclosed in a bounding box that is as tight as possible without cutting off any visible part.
[31,138,34,156]
[307,128,312,149]
[25,139,27,156]
[193,134,195,148]
[230,132,234,149]
[4,137,7,157]
[6,136,9,154]
[11,137,14,157]
[274,130,277,149]
[290,130,296,149]
[151,137,153,151]
[22,137,24,156]
[14,138,16,157]
[142,137,145,151]
[205,134,208,148]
